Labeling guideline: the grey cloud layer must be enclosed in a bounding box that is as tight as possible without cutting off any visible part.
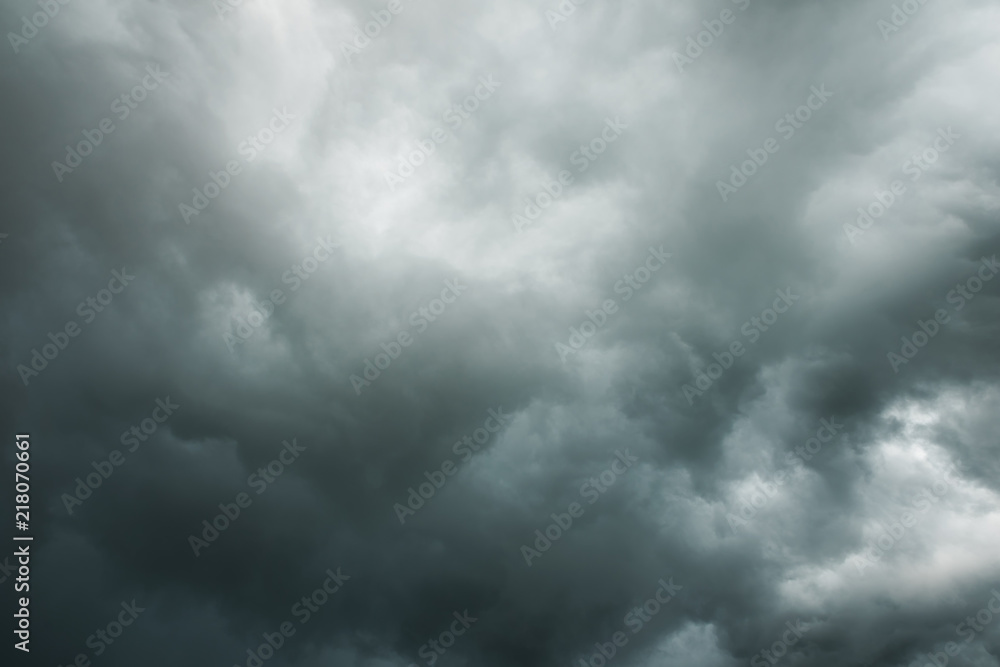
[2,1,1000,667]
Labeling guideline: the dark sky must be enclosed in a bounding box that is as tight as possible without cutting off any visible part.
[2,1,1000,666]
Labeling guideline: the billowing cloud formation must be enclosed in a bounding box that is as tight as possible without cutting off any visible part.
[2,1,1000,666]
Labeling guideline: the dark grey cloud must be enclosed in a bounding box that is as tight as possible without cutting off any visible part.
[2,1,1000,667]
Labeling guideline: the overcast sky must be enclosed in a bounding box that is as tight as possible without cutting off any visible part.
[3,0,1000,666]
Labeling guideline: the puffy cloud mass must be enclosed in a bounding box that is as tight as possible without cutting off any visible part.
[2,0,1000,666]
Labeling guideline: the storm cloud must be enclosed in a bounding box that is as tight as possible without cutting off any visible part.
[2,1,1000,666]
